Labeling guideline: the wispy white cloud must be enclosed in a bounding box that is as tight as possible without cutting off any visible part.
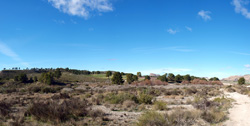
[132,46,194,53]
[141,68,192,75]
[185,26,192,32]
[167,28,178,34]
[198,10,211,21]
[0,42,29,67]
[231,51,250,56]
[53,19,65,24]
[167,47,194,52]
[245,64,250,68]
[244,64,250,71]
[232,0,250,19]
[70,19,77,24]
[48,0,113,19]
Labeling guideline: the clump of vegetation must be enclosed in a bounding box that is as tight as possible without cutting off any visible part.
[238,77,245,85]
[153,101,167,110]
[39,72,55,85]
[137,109,201,126]
[111,72,124,85]
[26,99,88,124]
[138,93,153,104]
[104,92,138,104]
[14,73,28,83]
[0,101,12,118]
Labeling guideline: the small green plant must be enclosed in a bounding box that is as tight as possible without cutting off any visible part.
[138,93,153,104]
[153,101,167,110]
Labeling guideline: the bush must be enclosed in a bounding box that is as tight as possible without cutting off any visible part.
[137,109,200,126]
[111,72,124,85]
[138,93,153,104]
[104,92,138,104]
[39,72,55,85]
[153,101,167,110]
[202,110,226,123]
[238,77,245,85]
[0,101,12,118]
[144,76,150,80]
[26,99,88,124]
[137,111,167,126]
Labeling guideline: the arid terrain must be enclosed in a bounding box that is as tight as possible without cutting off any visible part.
[0,69,250,126]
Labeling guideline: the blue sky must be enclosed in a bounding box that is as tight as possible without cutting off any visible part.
[0,0,250,78]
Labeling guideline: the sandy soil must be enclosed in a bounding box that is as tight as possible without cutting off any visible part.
[224,91,250,126]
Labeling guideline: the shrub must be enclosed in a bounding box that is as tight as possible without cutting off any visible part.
[144,76,150,80]
[137,109,200,126]
[39,72,54,85]
[137,111,167,126]
[111,72,124,85]
[0,101,12,118]
[126,74,135,84]
[238,77,245,85]
[202,110,226,123]
[138,93,153,104]
[153,101,167,110]
[104,92,138,104]
[26,99,88,124]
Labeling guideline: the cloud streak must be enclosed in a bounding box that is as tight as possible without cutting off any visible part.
[198,10,211,21]
[48,0,113,19]
[232,0,250,19]
[0,42,29,67]
[185,26,192,32]
[132,46,194,53]
[167,28,178,34]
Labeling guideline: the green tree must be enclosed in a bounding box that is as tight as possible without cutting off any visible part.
[133,75,138,81]
[111,72,124,85]
[54,68,62,79]
[209,77,220,81]
[18,73,28,83]
[238,77,245,85]
[175,74,182,83]
[106,71,112,78]
[157,74,168,82]
[137,72,142,77]
[29,77,34,83]
[126,74,134,84]
[96,71,101,74]
[184,74,191,81]
[168,73,175,82]
[39,72,54,85]
[34,76,38,82]
[145,75,151,80]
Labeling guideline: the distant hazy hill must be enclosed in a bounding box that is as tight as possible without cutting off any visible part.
[222,74,250,82]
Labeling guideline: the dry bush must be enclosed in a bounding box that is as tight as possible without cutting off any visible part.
[132,80,167,86]
[137,109,201,126]
[122,100,136,108]
[181,80,190,84]
[51,93,70,100]
[153,101,167,110]
[201,110,226,124]
[191,79,222,85]
[88,109,105,118]
[0,101,12,118]
[26,98,88,124]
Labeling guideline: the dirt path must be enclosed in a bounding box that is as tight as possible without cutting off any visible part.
[224,91,250,126]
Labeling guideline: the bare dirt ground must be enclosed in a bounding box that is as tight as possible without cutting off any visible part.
[224,91,250,126]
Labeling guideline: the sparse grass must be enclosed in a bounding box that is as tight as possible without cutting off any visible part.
[153,101,167,110]
[137,108,201,126]
[26,98,88,124]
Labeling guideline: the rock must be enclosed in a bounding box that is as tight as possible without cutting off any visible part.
[61,88,74,93]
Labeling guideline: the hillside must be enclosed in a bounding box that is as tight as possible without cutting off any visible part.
[222,74,250,82]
